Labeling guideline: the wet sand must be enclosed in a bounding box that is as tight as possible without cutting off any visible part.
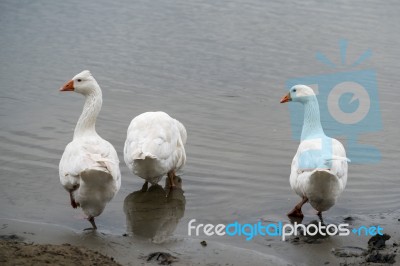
[1,209,398,266]
[0,240,121,266]
[0,219,288,266]
[267,210,399,265]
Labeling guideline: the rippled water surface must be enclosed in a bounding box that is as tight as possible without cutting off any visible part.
[0,0,399,257]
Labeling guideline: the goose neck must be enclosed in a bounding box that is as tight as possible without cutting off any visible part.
[73,89,102,138]
[301,97,325,140]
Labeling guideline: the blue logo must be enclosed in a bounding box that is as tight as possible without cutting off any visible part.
[188,219,384,241]
[286,39,382,163]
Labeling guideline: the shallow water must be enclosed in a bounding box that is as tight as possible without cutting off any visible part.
[0,0,399,262]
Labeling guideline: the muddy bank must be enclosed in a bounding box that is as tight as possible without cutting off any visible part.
[261,209,400,265]
[0,218,288,266]
[0,209,398,266]
[0,240,121,266]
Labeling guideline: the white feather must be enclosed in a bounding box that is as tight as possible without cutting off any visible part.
[290,137,348,211]
[124,111,186,184]
[284,84,349,213]
[59,70,121,220]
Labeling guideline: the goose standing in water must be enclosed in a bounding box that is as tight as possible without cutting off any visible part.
[280,85,349,218]
[59,70,121,230]
[124,111,186,188]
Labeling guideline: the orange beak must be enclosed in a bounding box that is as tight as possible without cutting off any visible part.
[60,80,74,91]
[280,93,291,103]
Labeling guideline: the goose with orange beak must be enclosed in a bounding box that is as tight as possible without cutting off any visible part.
[280,85,349,219]
[59,70,121,230]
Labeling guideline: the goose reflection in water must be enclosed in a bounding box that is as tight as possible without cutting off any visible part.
[123,176,185,243]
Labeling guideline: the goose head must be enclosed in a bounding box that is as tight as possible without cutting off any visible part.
[60,70,99,96]
[280,85,316,104]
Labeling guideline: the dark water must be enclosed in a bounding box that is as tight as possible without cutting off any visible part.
[1,0,399,260]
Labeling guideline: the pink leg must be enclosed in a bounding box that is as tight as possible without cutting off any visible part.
[167,170,176,188]
[84,216,97,230]
[287,196,308,218]
[69,191,79,209]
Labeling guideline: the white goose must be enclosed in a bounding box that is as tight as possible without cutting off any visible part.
[124,112,187,188]
[280,85,349,218]
[59,70,121,230]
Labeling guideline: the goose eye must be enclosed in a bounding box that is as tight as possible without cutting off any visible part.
[77,79,82,82]
[293,89,297,92]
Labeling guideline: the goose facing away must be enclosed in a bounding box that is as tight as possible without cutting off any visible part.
[124,111,187,188]
[59,70,121,230]
[280,85,349,218]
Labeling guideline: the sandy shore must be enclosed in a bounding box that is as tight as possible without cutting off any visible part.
[0,218,288,266]
[0,240,121,266]
[0,209,398,266]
